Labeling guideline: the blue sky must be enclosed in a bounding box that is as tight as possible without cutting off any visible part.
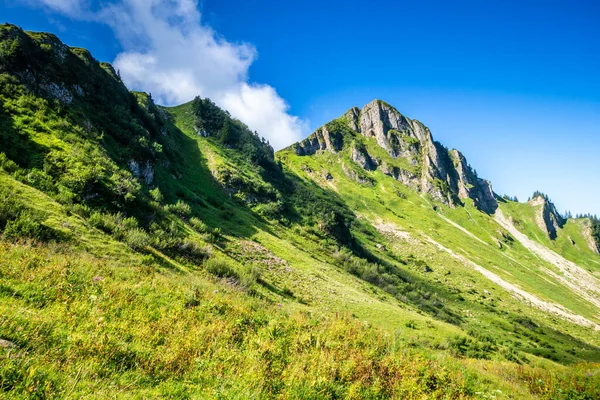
[2,0,600,215]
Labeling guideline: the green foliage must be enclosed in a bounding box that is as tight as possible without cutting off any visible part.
[0,184,59,242]
[0,354,60,399]
[205,257,239,279]
[124,227,150,250]
[189,217,208,233]
[447,335,495,360]
[333,249,462,325]
[3,210,57,242]
[191,96,276,171]
[164,200,191,217]
[590,218,600,248]
[149,187,163,203]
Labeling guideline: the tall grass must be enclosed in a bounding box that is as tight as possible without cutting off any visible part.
[1,241,598,398]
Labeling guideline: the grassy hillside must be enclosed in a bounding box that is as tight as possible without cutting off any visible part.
[1,23,600,398]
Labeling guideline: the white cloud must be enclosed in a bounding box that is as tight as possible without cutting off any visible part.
[33,0,89,17]
[25,0,308,149]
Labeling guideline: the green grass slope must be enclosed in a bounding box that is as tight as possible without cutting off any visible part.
[0,23,599,398]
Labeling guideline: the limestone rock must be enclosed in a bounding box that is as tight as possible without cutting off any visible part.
[582,220,600,254]
[294,125,343,155]
[291,99,498,213]
[530,195,564,240]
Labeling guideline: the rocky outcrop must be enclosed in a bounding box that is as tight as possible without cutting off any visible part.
[379,162,420,187]
[294,125,343,156]
[582,220,599,254]
[350,144,377,170]
[291,99,499,213]
[529,195,564,240]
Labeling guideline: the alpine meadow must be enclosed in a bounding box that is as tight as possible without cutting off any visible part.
[1,21,600,399]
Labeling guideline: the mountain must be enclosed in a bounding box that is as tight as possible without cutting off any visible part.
[1,24,599,398]
[291,100,498,214]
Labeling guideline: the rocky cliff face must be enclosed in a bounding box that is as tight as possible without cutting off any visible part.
[529,195,565,240]
[292,100,498,213]
[582,220,600,254]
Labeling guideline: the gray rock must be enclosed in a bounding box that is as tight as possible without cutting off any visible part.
[293,99,499,213]
[0,339,17,349]
[530,196,564,240]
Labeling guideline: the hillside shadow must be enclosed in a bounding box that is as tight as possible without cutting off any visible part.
[0,105,49,169]
[509,315,600,365]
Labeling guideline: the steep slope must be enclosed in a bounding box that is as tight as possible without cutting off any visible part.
[1,24,600,398]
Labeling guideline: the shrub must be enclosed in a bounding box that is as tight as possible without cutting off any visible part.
[25,168,55,193]
[0,186,23,230]
[177,238,212,263]
[189,217,208,233]
[447,335,493,360]
[89,212,119,233]
[205,227,221,244]
[69,203,91,218]
[121,216,139,230]
[149,187,163,203]
[239,264,264,293]
[125,228,150,250]
[0,152,18,173]
[3,210,57,242]
[205,257,238,279]
[165,200,191,217]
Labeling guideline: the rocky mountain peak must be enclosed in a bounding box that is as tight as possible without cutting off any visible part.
[290,100,498,214]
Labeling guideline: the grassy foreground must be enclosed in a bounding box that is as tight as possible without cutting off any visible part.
[0,240,599,399]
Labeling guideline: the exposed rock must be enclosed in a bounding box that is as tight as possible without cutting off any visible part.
[129,160,154,184]
[41,82,73,104]
[582,220,600,254]
[0,339,17,349]
[350,144,377,170]
[141,161,154,185]
[294,125,343,155]
[342,163,374,186]
[379,162,420,187]
[73,84,84,97]
[344,107,360,132]
[128,160,140,177]
[530,195,564,240]
[291,99,498,213]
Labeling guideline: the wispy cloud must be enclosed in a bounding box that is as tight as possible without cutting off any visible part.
[31,0,90,18]
[23,0,308,149]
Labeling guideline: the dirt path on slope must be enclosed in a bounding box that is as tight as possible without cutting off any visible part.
[423,235,599,330]
[495,209,600,311]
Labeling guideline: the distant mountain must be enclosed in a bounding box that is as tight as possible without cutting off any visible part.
[1,23,599,398]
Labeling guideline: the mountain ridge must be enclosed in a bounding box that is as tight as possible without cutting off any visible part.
[291,99,498,213]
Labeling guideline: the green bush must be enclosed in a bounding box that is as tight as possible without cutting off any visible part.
[205,257,238,279]
[165,200,191,217]
[149,187,163,203]
[0,186,23,230]
[88,212,121,234]
[177,238,212,263]
[69,203,91,218]
[125,228,150,250]
[121,216,139,230]
[239,264,264,293]
[189,217,208,233]
[3,210,57,242]
[0,152,18,173]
